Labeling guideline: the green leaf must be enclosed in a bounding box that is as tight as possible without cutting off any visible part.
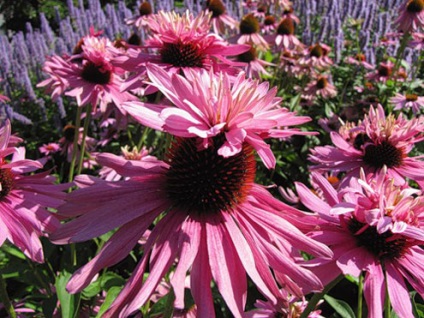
[324,295,356,318]
[96,286,122,318]
[1,245,26,260]
[55,271,81,318]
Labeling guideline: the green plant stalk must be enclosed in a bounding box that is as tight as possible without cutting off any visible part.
[137,127,151,151]
[357,273,364,318]
[68,106,83,183]
[77,104,92,175]
[384,279,391,318]
[393,31,410,77]
[0,274,16,318]
[300,274,345,318]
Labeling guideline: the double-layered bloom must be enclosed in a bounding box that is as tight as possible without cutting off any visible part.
[51,68,331,317]
[37,35,137,113]
[123,64,314,169]
[310,104,424,186]
[296,169,424,318]
[0,121,68,262]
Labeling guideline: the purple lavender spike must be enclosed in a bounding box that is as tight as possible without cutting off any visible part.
[40,13,55,45]
[56,97,67,118]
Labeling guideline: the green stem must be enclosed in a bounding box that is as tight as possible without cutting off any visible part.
[300,274,345,318]
[68,106,83,183]
[384,279,391,318]
[357,273,364,318]
[393,31,410,77]
[137,127,151,151]
[76,104,92,175]
[0,274,16,318]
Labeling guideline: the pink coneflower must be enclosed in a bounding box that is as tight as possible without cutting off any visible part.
[0,93,9,103]
[279,49,306,76]
[395,0,424,32]
[236,45,274,78]
[39,142,61,156]
[97,146,151,181]
[233,14,270,50]
[409,31,424,48]
[59,125,96,163]
[365,61,404,83]
[272,16,303,50]
[297,169,424,318]
[246,289,324,317]
[205,0,238,34]
[119,10,249,91]
[344,52,374,69]
[125,1,153,29]
[301,75,337,101]
[310,104,424,186]
[262,15,277,34]
[51,68,332,317]
[0,120,67,263]
[37,35,137,113]
[390,92,424,114]
[298,43,333,71]
[123,64,314,169]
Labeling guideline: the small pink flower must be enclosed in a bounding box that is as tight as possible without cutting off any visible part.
[39,143,61,156]
[298,43,333,71]
[409,31,424,49]
[232,14,270,50]
[365,61,405,83]
[301,75,337,101]
[272,16,303,50]
[235,45,275,78]
[344,53,374,69]
[395,0,424,32]
[390,92,424,113]
[125,1,154,29]
[205,0,238,34]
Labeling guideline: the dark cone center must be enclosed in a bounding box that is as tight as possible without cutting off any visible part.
[63,125,76,143]
[407,0,424,12]
[81,61,112,85]
[348,218,407,260]
[0,168,14,199]
[310,44,324,57]
[165,135,256,215]
[406,93,418,101]
[240,14,259,34]
[363,140,404,169]
[378,65,392,77]
[264,15,276,26]
[139,2,153,16]
[316,77,328,89]
[277,17,295,35]
[206,0,226,17]
[237,46,257,63]
[160,41,204,68]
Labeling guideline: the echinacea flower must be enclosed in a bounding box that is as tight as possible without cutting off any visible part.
[365,61,404,83]
[125,1,154,29]
[390,92,424,114]
[51,66,332,318]
[0,120,68,262]
[395,0,424,32]
[236,45,274,78]
[39,142,61,156]
[123,64,314,169]
[205,0,238,34]
[309,104,424,186]
[409,32,424,49]
[344,53,374,69]
[233,14,270,50]
[301,75,337,101]
[299,43,333,71]
[272,16,303,50]
[245,288,324,317]
[37,35,137,113]
[296,169,424,318]
[118,10,249,92]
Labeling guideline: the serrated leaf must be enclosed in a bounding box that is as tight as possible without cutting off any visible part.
[96,286,122,318]
[324,294,356,318]
[55,271,80,318]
